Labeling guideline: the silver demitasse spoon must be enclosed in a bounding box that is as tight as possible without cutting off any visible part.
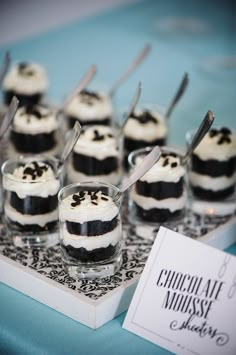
[109,43,151,97]
[62,64,97,109]
[0,51,11,87]
[114,145,161,201]
[57,121,82,172]
[181,110,214,165]
[165,72,189,120]
[0,96,19,140]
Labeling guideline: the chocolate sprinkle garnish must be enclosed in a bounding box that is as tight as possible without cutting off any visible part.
[91,201,98,205]
[209,129,218,138]
[101,197,109,201]
[71,202,79,207]
[171,162,177,168]
[221,127,231,135]
[80,89,101,101]
[131,110,157,124]
[169,153,177,158]
[163,158,169,167]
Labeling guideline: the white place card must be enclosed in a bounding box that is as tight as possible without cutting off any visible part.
[123,227,236,355]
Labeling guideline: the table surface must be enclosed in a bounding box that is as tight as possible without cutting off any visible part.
[0,0,236,354]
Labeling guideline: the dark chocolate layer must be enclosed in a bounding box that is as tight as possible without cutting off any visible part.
[72,152,119,176]
[62,243,117,262]
[191,154,236,178]
[66,216,119,236]
[135,178,184,200]
[7,219,58,233]
[134,203,183,223]
[10,192,58,215]
[10,131,57,154]
[68,116,111,128]
[191,185,235,201]
[4,91,42,107]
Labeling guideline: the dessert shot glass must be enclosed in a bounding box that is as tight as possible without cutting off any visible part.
[186,127,236,217]
[123,104,168,169]
[63,82,113,129]
[2,155,61,248]
[58,181,123,279]
[2,62,48,107]
[67,124,123,186]
[8,104,63,158]
[128,146,187,226]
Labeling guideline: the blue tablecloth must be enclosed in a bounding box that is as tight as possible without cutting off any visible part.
[0,1,235,354]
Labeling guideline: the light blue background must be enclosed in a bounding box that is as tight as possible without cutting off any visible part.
[0,0,235,353]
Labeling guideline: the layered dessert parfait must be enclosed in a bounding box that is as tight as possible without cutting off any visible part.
[9,104,61,157]
[2,62,48,107]
[68,125,121,185]
[63,89,113,128]
[58,182,122,278]
[123,107,168,168]
[2,157,60,238]
[188,127,236,201]
[129,147,186,223]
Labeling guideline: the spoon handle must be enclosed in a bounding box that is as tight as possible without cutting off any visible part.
[60,121,82,165]
[63,64,97,108]
[121,82,142,131]
[116,146,161,200]
[0,96,19,140]
[182,110,214,164]
[165,72,189,119]
[109,44,151,97]
[0,51,10,87]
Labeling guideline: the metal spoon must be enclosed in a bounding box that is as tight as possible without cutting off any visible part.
[120,82,142,132]
[114,146,161,201]
[0,96,19,140]
[57,121,81,171]
[165,72,189,119]
[62,64,97,109]
[181,110,214,165]
[0,51,10,87]
[109,43,151,97]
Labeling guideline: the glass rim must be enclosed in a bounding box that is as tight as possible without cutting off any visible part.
[58,181,121,209]
[1,155,60,183]
[128,145,185,169]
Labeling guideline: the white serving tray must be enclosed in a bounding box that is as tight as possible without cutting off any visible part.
[0,211,236,329]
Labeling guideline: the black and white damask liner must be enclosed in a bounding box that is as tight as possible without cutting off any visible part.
[0,209,231,301]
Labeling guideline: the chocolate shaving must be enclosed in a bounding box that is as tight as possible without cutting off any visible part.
[171,162,177,168]
[131,110,157,125]
[162,158,169,167]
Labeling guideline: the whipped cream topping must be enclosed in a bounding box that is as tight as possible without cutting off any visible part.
[73,125,119,159]
[3,161,60,198]
[193,127,236,161]
[189,171,236,191]
[131,189,187,211]
[3,62,48,94]
[124,109,168,141]
[64,89,113,121]
[62,225,121,250]
[12,104,59,134]
[59,190,119,224]
[134,152,185,183]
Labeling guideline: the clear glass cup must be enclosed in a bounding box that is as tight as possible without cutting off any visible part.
[1,155,61,248]
[58,181,123,279]
[8,104,63,159]
[67,124,123,186]
[186,127,236,217]
[122,104,168,169]
[128,146,187,226]
[63,82,114,130]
